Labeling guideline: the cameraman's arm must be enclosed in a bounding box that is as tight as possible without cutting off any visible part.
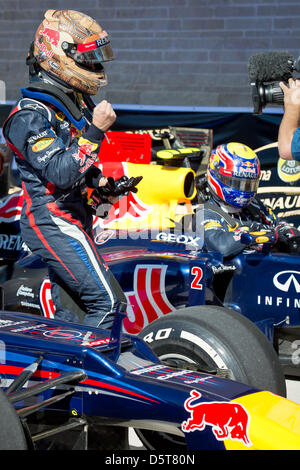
[278,78,300,161]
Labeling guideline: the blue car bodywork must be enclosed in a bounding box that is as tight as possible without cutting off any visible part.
[0,308,259,450]
[3,226,299,339]
[0,178,299,383]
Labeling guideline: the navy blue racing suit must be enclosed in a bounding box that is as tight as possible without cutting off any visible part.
[193,193,295,258]
[3,85,126,328]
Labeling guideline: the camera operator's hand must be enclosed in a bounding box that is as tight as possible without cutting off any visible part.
[278,78,300,161]
[280,78,300,107]
[92,100,116,132]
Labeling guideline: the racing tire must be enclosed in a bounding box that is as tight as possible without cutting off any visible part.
[136,305,286,450]
[140,305,286,395]
[0,389,28,450]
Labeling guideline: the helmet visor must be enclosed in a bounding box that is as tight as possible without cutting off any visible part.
[62,35,114,72]
[217,170,259,193]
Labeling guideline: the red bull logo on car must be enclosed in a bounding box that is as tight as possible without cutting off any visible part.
[182,390,252,447]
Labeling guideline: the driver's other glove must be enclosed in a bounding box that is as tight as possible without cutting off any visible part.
[275,222,300,253]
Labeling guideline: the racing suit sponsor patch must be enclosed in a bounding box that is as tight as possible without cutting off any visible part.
[77,137,99,151]
[27,130,49,144]
[32,137,55,152]
[204,221,223,230]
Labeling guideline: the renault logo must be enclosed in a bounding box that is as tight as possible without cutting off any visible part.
[273,271,300,293]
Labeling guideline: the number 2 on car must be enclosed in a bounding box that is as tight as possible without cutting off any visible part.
[191,266,203,290]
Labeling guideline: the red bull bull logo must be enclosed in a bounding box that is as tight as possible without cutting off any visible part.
[182,390,252,447]
[40,27,60,47]
[72,144,98,173]
[74,144,96,166]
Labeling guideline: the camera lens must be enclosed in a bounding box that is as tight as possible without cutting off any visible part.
[263,82,284,105]
[251,81,285,114]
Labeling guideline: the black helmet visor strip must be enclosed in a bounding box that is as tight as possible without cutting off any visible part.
[216,169,260,193]
[62,36,114,72]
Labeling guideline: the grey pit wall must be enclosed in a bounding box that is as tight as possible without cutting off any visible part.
[1,0,300,107]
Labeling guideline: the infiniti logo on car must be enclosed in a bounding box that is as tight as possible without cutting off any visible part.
[273,271,300,293]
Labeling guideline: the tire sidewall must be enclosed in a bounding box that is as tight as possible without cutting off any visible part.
[0,389,27,450]
[139,306,286,396]
[141,317,245,379]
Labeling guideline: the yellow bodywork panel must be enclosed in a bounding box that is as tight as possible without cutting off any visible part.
[225,391,300,450]
[103,162,196,230]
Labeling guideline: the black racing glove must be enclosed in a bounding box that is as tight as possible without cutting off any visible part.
[275,222,300,253]
[87,175,143,216]
[98,175,143,201]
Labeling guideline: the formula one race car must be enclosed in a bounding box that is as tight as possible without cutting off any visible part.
[0,130,299,439]
[0,163,298,389]
[1,307,300,451]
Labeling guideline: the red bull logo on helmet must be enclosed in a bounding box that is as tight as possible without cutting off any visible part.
[182,390,252,447]
[40,26,60,47]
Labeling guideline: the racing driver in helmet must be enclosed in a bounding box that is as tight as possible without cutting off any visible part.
[192,142,300,258]
[3,10,138,328]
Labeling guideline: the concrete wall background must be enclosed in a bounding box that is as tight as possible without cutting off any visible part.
[1,0,300,107]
